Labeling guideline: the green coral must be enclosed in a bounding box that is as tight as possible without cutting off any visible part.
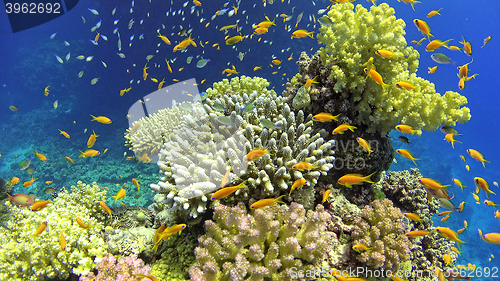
[206,76,276,99]
[151,232,197,281]
[316,3,470,134]
[0,181,108,281]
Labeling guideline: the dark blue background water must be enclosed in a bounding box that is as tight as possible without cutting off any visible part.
[1,0,499,274]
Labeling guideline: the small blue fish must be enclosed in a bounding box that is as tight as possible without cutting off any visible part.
[431,53,454,64]
[88,8,99,15]
[212,103,226,112]
[50,32,57,39]
[241,103,255,113]
[186,56,193,64]
[218,116,234,126]
[196,59,211,68]
[260,118,282,130]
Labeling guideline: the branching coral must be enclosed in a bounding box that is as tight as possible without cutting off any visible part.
[79,255,152,281]
[287,3,470,135]
[189,202,333,280]
[150,76,336,219]
[350,198,410,272]
[0,181,108,281]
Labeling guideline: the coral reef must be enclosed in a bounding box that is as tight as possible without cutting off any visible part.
[350,198,411,272]
[105,227,155,258]
[150,232,198,281]
[79,255,152,281]
[189,202,334,280]
[150,76,336,220]
[0,181,108,281]
[286,3,470,135]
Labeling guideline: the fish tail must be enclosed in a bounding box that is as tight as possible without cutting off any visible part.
[308,32,314,39]
[90,114,96,120]
[412,158,419,166]
[363,172,376,184]
[276,194,286,203]
[482,159,491,167]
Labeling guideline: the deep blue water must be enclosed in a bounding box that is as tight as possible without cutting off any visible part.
[1,0,499,275]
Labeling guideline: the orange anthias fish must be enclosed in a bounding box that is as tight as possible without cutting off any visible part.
[44,86,50,96]
[31,200,52,211]
[425,39,452,52]
[396,149,420,165]
[78,149,100,158]
[312,112,341,122]
[364,67,389,90]
[225,35,245,45]
[375,49,394,59]
[174,34,197,51]
[356,137,374,156]
[76,217,93,229]
[250,195,286,209]
[112,188,126,204]
[419,178,450,190]
[8,193,35,207]
[444,133,462,149]
[404,213,423,221]
[291,29,314,39]
[292,162,318,171]
[435,227,466,249]
[479,229,500,245]
[304,76,319,89]
[332,124,356,135]
[474,177,496,198]
[143,63,149,80]
[65,156,75,164]
[289,178,307,195]
[157,31,171,45]
[460,36,472,56]
[58,129,70,138]
[337,173,375,188]
[90,115,112,124]
[87,130,99,148]
[467,149,490,167]
[405,230,430,237]
[9,177,20,186]
[395,124,421,135]
[244,148,271,161]
[132,178,140,192]
[322,189,331,203]
[99,201,113,219]
[34,150,47,162]
[427,8,443,18]
[413,19,433,41]
[399,0,421,11]
[33,221,47,237]
[23,175,38,187]
[211,180,246,200]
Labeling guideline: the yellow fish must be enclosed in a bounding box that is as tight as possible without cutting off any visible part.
[337,173,375,188]
[58,129,70,138]
[332,124,356,135]
[211,181,246,201]
[413,19,433,40]
[90,115,112,124]
[112,188,126,204]
[79,149,100,157]
[289,178,307,195]
[157,31,171,45]
[44,86,50,96]
[87,130,99,148]
[364,67,389,90]
[312,112,341,122]
[396,149,420,165]
[250,195,285,209]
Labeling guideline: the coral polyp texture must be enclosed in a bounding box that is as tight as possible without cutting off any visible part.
[188,202,334,281]
[0,181,108,281]
[350,198,410,272]
[288,2,470,135]
[150,76,336,219]
[79,255,152,281]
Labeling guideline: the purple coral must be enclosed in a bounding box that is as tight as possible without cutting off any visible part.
[79,255,152,281]
[189,202,333,281]
[351,198,411,271]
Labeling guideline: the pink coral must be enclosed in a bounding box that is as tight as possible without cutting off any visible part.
[79,255,153,281]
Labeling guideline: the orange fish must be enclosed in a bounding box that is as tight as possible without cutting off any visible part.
[211,181,246,201]
[99,200,113,219]
[157,30,171,45]
[65,156,75,164]
[33,221,47,237]
[356,137,374,156]
[364,67,389,90]
[460,36,472,56]
[413,19,433,40]
[375,49,394,59]
[44,86,50,96]
[419,178,450,190]
[244,148,271,161]
[292,162,318,171]
[395,124,420,135]
[428,66,437,73]
[322,189,331,203]
[405,230,429,237]
[396,149,420,165]
[90,115,112,124]
[425,39,452,52]
[58,129,70,138]
[112,188,126,204]
[444,133,461,149]
[23,175,38,187]
[87,130,99,148]
[291,29,314,39]
[404,213,423,221]
[76,217,93,229]
[9,177,20,186]
[250,195,285,209]
[174,34,197,51]
[78,149,100,157]
[289,178,307,195]
[478,229,500,245]
[143,63,149,80]
[467,149,490,167]
[132,178,140,192]
[31,200,52,211]
[332,124,356,135]
[337,173,375,188]
[304,76,319,89]
[474,177,496,198]
[34,150,47,162]
[427,8,443,18]
[61,232,66,251]
[312,112,341,122]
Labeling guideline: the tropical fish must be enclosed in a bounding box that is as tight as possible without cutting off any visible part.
[428,66,437,73]
[9,105,19,112]
[396,149,419,165]
[211,180,246,200]
[375,49,394,59]
[91,77,99,85]
[395,125,420,135]
[292,162,318,171]
[405,230,429,237]
[419,178,450,190]
[78,149,100,157]
[90,115,112,124]
[289,179,307,195]
[55,54,64,64]
[404,213,423,221]
[474,177,496,198]
[467,149,490,167]
[413,19,433,40]
[31,200,52,211]
[425,39,452,52]
[399,0,420,11]
[444,133,461,149]
[76,217,93,229]
[225,35,244,45]
[8,193,34,207]
[356,137,374,156]
[337,173,375,188]
[459,36,472,56]
[196,59,210,68]
[157,30,171,45]
[87,130,99,148]
[250,195,285,209]
[34,150,47,161]
[364,67,389,90]
[332,124,356,135]
[245,148,271,161]
[58,129,70,138]
[322,189,331,203]
[398,136,411,145]
[99,201,112,218]
[438,198,460,212]
[291,29,314,39]
[44,86,50,96]
[427,8,443,18]
[260,118,282,130]
[312,113,341,122]
[33,221,47,237]
[482,36,492,48]
[112,188,126,204]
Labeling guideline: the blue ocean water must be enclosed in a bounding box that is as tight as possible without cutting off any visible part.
[0,0,499,277]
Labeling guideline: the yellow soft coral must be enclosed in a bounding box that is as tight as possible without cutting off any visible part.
[317,3,470,134]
